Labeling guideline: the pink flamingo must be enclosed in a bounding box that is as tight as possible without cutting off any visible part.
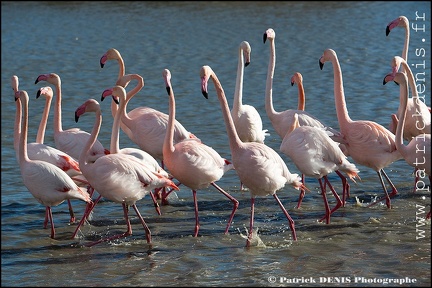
[99,48,199,162]
[12,76,83,225]
[162,68,238,237]
[386,16,431,132]
[387,56,430,140]
[280,113,360,224]
[319,48,403,208]
[34,73,110,161]
[231,40,269,144]
[15,89,92,239]
[290,72,352,208]
[200,65,305,247]
[383,71,431,214]
[73,95,179,246]
[263,28,341,140]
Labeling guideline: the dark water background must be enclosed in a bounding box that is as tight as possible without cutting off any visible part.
[1,1,430,287]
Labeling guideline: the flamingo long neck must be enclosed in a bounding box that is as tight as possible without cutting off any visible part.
[297,81,305,111]
[232,45,245,112]
[330,54,352,130]
[53,80,63,134]
[210,72,242,151]
[110,94,127,154]
[14,97,22,157]
[400,60,418,99]
[118,75,144,129]
[164,84,176,155]
[395,75,409,155]
[401,21,409,70]
[18,92,30,165]
[265,37,277,119]
[35,96,52,144]
[79,107,102,169]
[110,55,127,119]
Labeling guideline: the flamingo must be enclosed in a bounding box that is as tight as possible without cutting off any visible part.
[12,76,84,225]
[319,48,403,209]
[162,68,238,237]
[73,96,179,246]
[99,48,199,162]
[34,73,110,161]
[383,71,431,207]
[200,65,305,247]
[280,113,360,224]
[386,16,431,132]
[387,56,430,140]
[263,28,341,140]
[231,40,269,144]
[15,89,92,239]
[290,72,352,208]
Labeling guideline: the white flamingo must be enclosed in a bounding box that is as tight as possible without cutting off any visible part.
[200,65,305,247]
[319,48,402,209]
[162,68,238,237]
[16,89,92,239]
[34,73,110,161]
[280,113,360,224]
[12,76,84,225]
[383,71,431,210]
[73,95,179,246]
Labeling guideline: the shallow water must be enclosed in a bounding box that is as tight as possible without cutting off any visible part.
[1,1,431,287]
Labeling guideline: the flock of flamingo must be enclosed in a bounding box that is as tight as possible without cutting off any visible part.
[12,16,431,248]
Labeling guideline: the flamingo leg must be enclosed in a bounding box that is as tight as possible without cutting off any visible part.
[211,182,239,234]
[46,206,55,239]
[273,194,297,241]
[318,178,331,224]
[246,197,255,247]
[85,203,132,247]
[335,170,349,207]
[192,190,200,237]
[368,169,395,208]
[72,194,102,239]
[43,207,49,229]
[296,174,306,209]
[131,204,151,243]
[67,200,75,224]
[148,190,161,216]
[319,176,343,223]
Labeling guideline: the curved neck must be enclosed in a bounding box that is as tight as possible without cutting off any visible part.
[118,75,144,128]
[117,57,125,83]
[329,54,351,130]
[14,98,22,155]
[297,81,305,111]
[79,107,102,168]
[210,72,242,151]
[35,96,52,144]
[163,86,176,155]
[53,81,63,134]
[401,24,409,70]
[110,95,127,154]
[399,60,418,98]
[395,76,409,153]
[265,38,277,118]
[232,45,245,112]
[18,93,30,164]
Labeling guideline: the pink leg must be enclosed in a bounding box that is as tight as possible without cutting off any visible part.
[72,194,101,239]
[211,182,239,234]
[336,170,349,207]
[318,178,331,224]
[273,194,297,241]
[85,203,132,247]
[319,176,343,223]
[67,200,75,224]
[131,204,152,243]
[46,206,55,239]
[368,169,396,209]
[148,190,161,216]
[43,207,49,229]
[161,181,182,205]
[296,174,306,209]
[246,197,255,247]
[192,190,200,237]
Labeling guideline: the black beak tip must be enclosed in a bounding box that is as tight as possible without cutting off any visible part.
[319,61,324,70]
[202,91,209,99]
[165,86,171,95]
[245,62,250,67]
[386,26,390,36]
[100,63,105,68]
[75,114,79,123]
[263,33,267,43]
[36,90,41,99]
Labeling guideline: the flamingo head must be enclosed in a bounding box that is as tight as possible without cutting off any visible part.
[263,28,275,44]
[36,86,54,100]
[34,73,60,85]
[386,16,408,36]
[100,48,121,68]
[200,65,212,99]
[319,49,337,70]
